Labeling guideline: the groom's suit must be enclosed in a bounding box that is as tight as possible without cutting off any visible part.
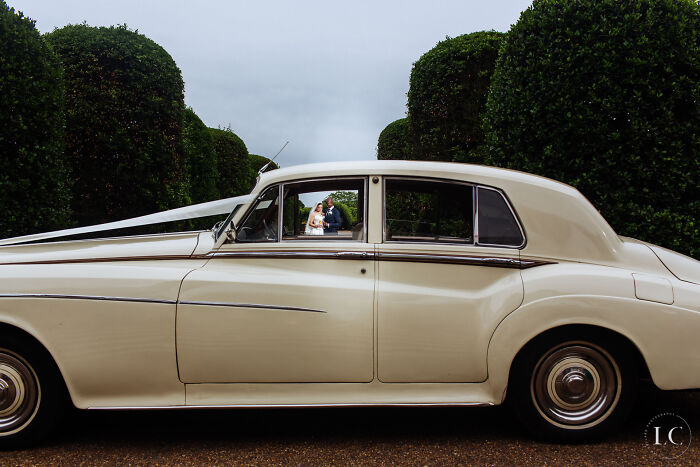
[323,206,342,235]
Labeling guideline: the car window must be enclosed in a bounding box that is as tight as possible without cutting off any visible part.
[384,178,474,244]
[236,185,279,242]
[477,187,524,247]
[281,178,366,241]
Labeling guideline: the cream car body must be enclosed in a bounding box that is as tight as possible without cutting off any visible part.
[0,160,698,445]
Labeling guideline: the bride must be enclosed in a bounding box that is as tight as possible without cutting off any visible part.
[304,203,325,235]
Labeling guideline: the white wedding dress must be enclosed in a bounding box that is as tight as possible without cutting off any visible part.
[306,214,325,235]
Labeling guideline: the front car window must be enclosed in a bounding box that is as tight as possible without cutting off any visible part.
[236,185,279,242]
[384,178,474,243]
[281,178,366,241]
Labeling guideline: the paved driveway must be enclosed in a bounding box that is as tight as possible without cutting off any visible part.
[4,386,699,465]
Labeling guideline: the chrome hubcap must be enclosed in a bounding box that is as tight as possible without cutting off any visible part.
[532,344,620,428]
[0,350,39,433]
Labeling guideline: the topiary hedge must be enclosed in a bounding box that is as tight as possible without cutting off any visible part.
[45,24,188,226]
[377,117,417,160]
[209,127,250,197]
[484,0,699,258]
[408,31,504,163]
[183,108,218,203]
[0,1,71,237]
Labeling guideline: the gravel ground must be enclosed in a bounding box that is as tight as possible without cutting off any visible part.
[2,386,698,466]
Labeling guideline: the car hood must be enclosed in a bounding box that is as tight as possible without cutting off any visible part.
[643,243,700,285]
[0,231,201,266]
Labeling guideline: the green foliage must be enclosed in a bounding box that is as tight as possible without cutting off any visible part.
[247,154,278,189]
[408,31,504,163]
[0,1,71,237]
[333,202,356,229]
[210,127,250,197]
[377,118,416,160]
[328,190,358,220]
[183,108,218,203]
[45,24,188,226]
[484,0,699,258]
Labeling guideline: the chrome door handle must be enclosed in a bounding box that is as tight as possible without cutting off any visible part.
[335,251,369,259]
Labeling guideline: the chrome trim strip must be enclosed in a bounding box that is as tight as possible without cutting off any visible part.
[376,252,552,269]
[178,300,327,314]
[0,293,175,304]
[88,402,493,410]
[210,251,375,261]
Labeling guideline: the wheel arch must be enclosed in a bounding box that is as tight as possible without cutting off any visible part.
[0,321,73,407]
[504,324,650,402]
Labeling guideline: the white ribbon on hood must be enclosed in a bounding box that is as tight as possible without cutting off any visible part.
[0,193,255,247]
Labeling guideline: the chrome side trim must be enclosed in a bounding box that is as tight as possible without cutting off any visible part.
[88,402,494,410]
[209,251,375,261]
[178,300,327,314]
[0,293,175,304]
[376,252,553,269]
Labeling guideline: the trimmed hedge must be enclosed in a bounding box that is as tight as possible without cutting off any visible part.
[183,108,218,203]
[0,2,71,237]
[45,24,188,225]
[484,0,699,258]
[377,118,416,160]
[209,127,250,197]
[408,31,504,162]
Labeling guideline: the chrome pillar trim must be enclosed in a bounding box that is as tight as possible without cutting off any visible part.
[0,293,176,305]
[88,401,494,410]
[178,300,327,314]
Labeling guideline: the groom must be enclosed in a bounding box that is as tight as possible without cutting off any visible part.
[323,197,342,235]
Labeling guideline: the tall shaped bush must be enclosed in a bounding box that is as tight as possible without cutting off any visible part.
[485,0,699,257]
[45,24,188,225]
[209,127,250,197]
[183,108,218,203]
[0,1,71,237]
[408,31,504,162]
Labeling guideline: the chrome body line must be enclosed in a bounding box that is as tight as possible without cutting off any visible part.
[0,293,175,305]
[87,401,494,410]
[177,300,327,314]
[376,252,552,269]
[209,251,375,261]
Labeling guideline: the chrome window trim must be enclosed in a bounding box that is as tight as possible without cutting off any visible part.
[382,176,476,246]
[279,176,369,243]
[381,176,526,249]
[475,186,527,249]
[235,185,281,244]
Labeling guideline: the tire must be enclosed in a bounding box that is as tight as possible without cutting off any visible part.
[509,331,638,442]
[0,334,66,450]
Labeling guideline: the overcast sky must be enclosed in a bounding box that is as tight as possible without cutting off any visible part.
[12,0,532,168]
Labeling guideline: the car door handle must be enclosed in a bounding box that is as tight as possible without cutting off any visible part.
[335,251,371,259]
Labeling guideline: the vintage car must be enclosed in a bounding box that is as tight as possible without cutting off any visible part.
[0,160,698,448]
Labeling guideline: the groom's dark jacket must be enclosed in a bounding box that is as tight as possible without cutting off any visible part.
[324,206,342,234]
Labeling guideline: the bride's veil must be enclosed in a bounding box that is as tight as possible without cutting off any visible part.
[304,203,321,234]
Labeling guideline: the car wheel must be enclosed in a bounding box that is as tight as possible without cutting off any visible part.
[510,333,638,442]
[0,335,65,450]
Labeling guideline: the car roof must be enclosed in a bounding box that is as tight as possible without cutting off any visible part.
[257,160,621,264]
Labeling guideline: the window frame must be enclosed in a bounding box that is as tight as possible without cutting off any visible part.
[382,176,526,249]
[235,184,282,243]
[474,185,526,249]
[280,176,368,243]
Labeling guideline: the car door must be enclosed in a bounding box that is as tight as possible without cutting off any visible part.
[376,177,525,383]
[176,177,375,383]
